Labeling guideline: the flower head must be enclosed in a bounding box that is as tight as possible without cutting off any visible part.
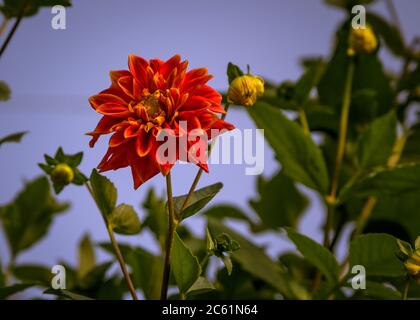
[88,54,234,189]
[347,25,378,56]
[397,237,420,284]
[51,163,74,185]
[227,74,264,107]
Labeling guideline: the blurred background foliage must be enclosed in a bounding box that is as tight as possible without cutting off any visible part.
[1,0,420,300]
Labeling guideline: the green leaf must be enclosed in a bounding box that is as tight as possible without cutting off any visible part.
[349,233,406,277]
[202,204,251,222]
[0,0,72,19]
[248,102,329,194]
[0,176,69,256]
[250,171,308,229]
[340,163,420,201]
[100,243,163,299]
[13,265,52,286]
[44,288,93,300]
[285,228,339,285]
[360,281,402,300]
[401,123,420,164]
[77,234,95,279]
[226,62,244,84]
[108,204,141,235]
[0,258,5,287]
[171,232,201,294]
[367,13,406,57]
[173,182,223,220]
[325,0,375,9]
[356,111,397,170]
[89,169,117,216]
[208,219,309,299]
[0,131,27,147]
[187,277,215,296]
[0,283,36,299]
[294,59,324,105]
[0,80,11,101]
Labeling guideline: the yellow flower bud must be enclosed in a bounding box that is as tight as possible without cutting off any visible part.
[51,163,74,185]
[347,25,378,56]
[227,75,264,107]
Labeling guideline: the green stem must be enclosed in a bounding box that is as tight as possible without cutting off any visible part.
[181,104,230,211]
[85,183,139,300]
[324,61,355,248]
[160,171,178,300]
[298,108,310,136]
[0,0,28,58]
[402,276,410,300]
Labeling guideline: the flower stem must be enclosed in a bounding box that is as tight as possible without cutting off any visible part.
[181,104,230,211]
[299,108,310,136]
[85,182,139,300]
[402,276,410,300]
[160,171,178,300]
[324,61,355,248]
[0,0,28,58]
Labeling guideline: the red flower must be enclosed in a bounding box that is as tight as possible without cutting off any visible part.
[88,54,234,189]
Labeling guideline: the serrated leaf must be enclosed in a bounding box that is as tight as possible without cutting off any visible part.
[286,228,339,285]
[173,182,223,220]
[109,204,141,235]
[0,131,27,147]
[171,232,201,294]
[349,233,406,277]
[248,102,329,194]
[89,169,117,216]
[202,204,251,222]
[356,111,397,170]
[340,163,420,201]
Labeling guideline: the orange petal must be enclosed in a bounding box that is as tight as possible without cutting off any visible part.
[96,103,132,117]
[136,130,154,157]
[128,54,148,86]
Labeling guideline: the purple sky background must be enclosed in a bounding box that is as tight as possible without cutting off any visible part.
[1,0,419,276]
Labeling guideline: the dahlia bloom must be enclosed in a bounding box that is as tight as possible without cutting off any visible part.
[88,54,234,189]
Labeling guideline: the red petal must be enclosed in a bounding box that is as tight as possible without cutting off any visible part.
[96,103,132,117]
[89,93,127,110]
[128,54,148,87]
[136,130,154,157]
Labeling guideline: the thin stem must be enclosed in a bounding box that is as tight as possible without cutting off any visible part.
[299,108,310,136]
[402,276,410,300]
[0,18,8,38]
[160,172,178,300]
[324,61,355,248]
[180,104,230,211]
[85,183,139,300]
[0,0,28,58]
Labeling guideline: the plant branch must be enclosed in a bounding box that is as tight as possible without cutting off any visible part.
[85,182,139,300]
[299,108,310,136]
[324,61,355,248]
[0,0,28,58]
[402,276,410,300]
[160,171,178,300]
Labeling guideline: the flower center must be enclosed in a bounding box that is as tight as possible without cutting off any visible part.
[131,90,167,132]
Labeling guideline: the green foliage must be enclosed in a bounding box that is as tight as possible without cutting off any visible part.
[172,182,223,220]
[0,0,72,19]
[44,288,93,300]
[0,81,11,101]
[226,62,244,84]
[89,169,117,216]
[0,176,69,257]
[108,204,141,235]
[349,233,406,278]
[250,171,308,229]
[0,283,36,299]
[0,131,27,147]
[171,232,201,294]
[286,228,340,286]
[355,111,397,170]
[249,102,329,194]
